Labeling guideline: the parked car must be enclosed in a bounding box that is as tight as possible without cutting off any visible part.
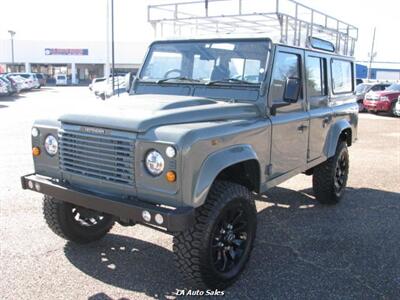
[95,75,129,100]
[21,37,358,289]
[10,75,30,91]
[393,96,400,117]
[35,73,46,87]
[89,77,106,91]
[10,73,40,89]
[4,74,21,93]
[363,83,400,116]
[55,74,68,86]
[355,82,391,112]
[0,76,13,95]
[0,80,9,96]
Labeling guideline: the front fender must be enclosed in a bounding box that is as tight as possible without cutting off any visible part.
[192,144,259,207]
[325,119,351,158]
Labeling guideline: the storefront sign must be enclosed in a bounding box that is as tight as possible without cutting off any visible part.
[45,48,89,56]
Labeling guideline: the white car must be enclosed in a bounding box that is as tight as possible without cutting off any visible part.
[10,75,28,91]
[0,80,9,96]
[55,74,68,86]
[10,73,40,89]
[89,77,106,91]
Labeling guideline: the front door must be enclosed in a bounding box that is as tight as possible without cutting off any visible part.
[269,47,309,178]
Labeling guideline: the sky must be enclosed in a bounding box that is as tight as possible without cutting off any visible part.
[0,0,399,63]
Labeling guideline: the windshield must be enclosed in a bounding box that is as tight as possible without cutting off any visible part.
[386,83,400,91]
[355,83,372,93]
[139,40,270,85]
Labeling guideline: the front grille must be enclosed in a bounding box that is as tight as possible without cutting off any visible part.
[59,127,135,186]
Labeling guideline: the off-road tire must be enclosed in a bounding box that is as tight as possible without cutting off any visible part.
[313,141,349,204]
[173,181,257,289]
[43,195,115,244]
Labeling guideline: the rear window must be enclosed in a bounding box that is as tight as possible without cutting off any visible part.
[331,59,353,94]
[36,74,43,79]
[57,75,66,79]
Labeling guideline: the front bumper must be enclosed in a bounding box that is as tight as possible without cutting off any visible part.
[21,173,195,232]
[363,100,391,112]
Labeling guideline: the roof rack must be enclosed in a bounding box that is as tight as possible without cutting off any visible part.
[148,0,358,56]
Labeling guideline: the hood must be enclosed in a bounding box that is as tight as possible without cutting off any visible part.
[59,94,260,132]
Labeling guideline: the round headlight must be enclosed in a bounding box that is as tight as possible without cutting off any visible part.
[44,135,58,156]
[145,150,165,176]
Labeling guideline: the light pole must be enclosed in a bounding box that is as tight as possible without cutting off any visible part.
[111,0,115,96]
[8,30,16,72]
[367,27,376,80]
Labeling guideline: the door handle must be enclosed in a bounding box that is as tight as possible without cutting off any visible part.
[323,116,332,128]
[297,124,308,132]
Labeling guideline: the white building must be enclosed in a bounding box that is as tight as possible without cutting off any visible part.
[0,39,148,84]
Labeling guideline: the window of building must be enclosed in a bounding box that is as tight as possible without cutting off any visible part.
[270,52,300,103]
[306,56,327,97]
[331,59,353,94]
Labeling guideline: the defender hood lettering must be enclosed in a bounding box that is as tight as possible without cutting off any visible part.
[59,94,260,132]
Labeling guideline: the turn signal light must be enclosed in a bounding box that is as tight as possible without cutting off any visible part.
[32,147,41,156]
[166,171,176,182]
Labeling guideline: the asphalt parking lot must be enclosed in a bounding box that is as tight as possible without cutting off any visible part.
[0,87,399,300]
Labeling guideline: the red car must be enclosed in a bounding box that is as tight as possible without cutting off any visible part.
[363,83,400,115]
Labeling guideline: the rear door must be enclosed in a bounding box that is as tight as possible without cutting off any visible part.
[305,51,332,161]
[268,46,309,178]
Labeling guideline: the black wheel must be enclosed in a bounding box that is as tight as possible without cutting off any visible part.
[43,196,115,244]
[173,181,257,289]
[313,141,349,204]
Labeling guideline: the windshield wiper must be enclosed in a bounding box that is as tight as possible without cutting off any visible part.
[205,78,258,86]
[156,76,201,84]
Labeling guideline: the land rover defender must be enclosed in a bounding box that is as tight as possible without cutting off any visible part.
[21,37,358,289]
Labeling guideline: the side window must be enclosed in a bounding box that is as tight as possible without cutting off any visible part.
[306,56,327,97]
[270,52,300,103]
[331,59,353,94]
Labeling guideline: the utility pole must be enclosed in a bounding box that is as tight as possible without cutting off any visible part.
[8,30,16,72]
[367,27,376,80]
[111,0,115,95]
[106,0,110,79]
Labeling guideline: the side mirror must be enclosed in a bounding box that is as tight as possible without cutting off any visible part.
[283,77,301,103]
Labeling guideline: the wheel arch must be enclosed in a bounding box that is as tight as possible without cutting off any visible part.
[192,145,261,207]
[325,119,352,158]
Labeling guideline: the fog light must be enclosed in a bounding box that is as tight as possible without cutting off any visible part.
[155,214,164,225]
[32,147,41,156]
[28,181,34,189]
[142,210,151,222]
[34,183,41,191]
[166,171,176,182]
